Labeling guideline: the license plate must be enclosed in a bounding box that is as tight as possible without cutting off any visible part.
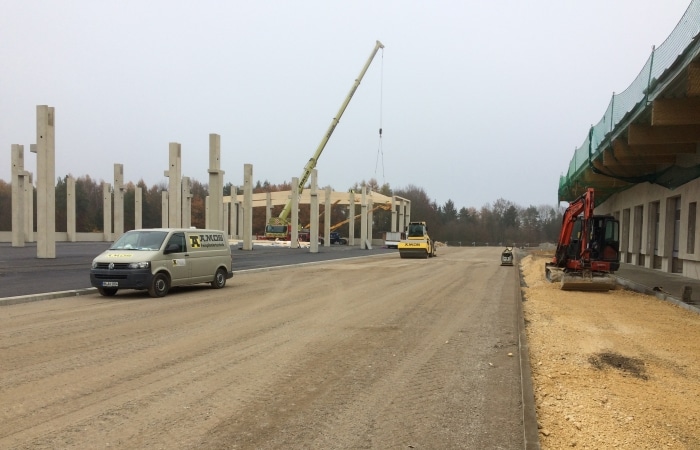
[102,281,118,287]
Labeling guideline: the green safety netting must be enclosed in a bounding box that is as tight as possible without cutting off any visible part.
[558,0,700,205]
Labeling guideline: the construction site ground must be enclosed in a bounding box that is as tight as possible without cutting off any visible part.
[1,246,525,449]
[521,251,700,449]
[3,245,700,449]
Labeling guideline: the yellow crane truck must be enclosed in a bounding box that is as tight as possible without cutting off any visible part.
[398,222,436,259]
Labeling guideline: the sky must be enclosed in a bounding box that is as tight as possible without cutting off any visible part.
[0,0,693,211]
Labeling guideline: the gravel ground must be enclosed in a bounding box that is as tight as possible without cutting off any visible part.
[521,253,700,449]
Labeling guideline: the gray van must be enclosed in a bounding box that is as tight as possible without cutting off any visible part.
[90,228,233,297]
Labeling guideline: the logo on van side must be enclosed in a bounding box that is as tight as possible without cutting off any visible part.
[188,233,226,249]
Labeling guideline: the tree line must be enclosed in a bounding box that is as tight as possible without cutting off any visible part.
[0,176,564,245]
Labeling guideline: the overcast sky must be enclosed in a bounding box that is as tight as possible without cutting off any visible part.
[0,0,693,210]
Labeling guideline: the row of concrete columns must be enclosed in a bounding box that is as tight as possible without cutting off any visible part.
[9,106,409,257]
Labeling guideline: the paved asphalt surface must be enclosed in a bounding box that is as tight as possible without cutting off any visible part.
[0,242,397,299]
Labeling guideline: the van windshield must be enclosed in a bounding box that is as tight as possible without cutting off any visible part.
[110,230,168,251]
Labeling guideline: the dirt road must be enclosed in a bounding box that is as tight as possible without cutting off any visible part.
[1,247,524,449]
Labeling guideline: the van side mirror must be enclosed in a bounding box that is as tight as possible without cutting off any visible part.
[164,243,181,254]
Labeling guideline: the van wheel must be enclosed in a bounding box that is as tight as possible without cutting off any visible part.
[211,268,227,289]
[148,273,170,298]
[98,287,118,296]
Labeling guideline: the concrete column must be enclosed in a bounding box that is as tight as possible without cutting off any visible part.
[242,164,254,250]
[25,172,33,242]
[11,144,26,247]
[367,191,374,249]
[165,142,182,228]
[231,194,238,238]
[310,170,319,253]
[33,105,56,258]
[181,176,192,229]
[103,182,112,241]
[266,192,272,226]
[349,191,356,246]
[361,187,368,249]
[237,188,243,240]
[205,196,210,229]
[229,200,236,239]
[391,196,397,232]
[113,164,124,239]
[135,187,142,229]
[324,186,331,247]
[67,176,76,242]
[207,134,224,231]
[223,203,230,236]
[399,199,405,233]
[291,177,299,248]
[406,200,412,225]
[161,191,168,228]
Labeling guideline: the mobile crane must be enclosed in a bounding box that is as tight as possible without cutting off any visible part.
[545,188,620,291]
[264,40,385,240]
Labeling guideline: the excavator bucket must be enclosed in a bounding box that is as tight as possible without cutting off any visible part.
[560,274,616,291]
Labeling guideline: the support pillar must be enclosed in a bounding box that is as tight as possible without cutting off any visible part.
[67,176,76,242]
[229,201,238,239]
[161,191,168,228]
[207,134,224,231]
[367,190,374,249]
[391,196,398,232]
[165,142,182,228]
[310,170,319,253]
[324,186,331,247]
[181,176,192,229]
[405,200,412,226]
[32,105,56,258]
[25,172,33,242]
[266,192,272,227]
[223,203,230,237]
[242,164,253,250]
[348,191,356,246]
[135,187,142,229]
[231,193,238,239]
[237,188,243,240]
[11,144,26,247]
[360,186,368,249]
[103,182,112,241]
[291,177,299,248]
[113,164,124,240]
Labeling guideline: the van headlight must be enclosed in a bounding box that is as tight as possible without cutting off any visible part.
[128,261,150,269]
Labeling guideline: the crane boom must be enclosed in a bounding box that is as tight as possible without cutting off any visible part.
[274,40,384,225]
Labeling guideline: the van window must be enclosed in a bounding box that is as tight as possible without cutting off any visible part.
[166,232,186,253]
[110,230,167,250]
